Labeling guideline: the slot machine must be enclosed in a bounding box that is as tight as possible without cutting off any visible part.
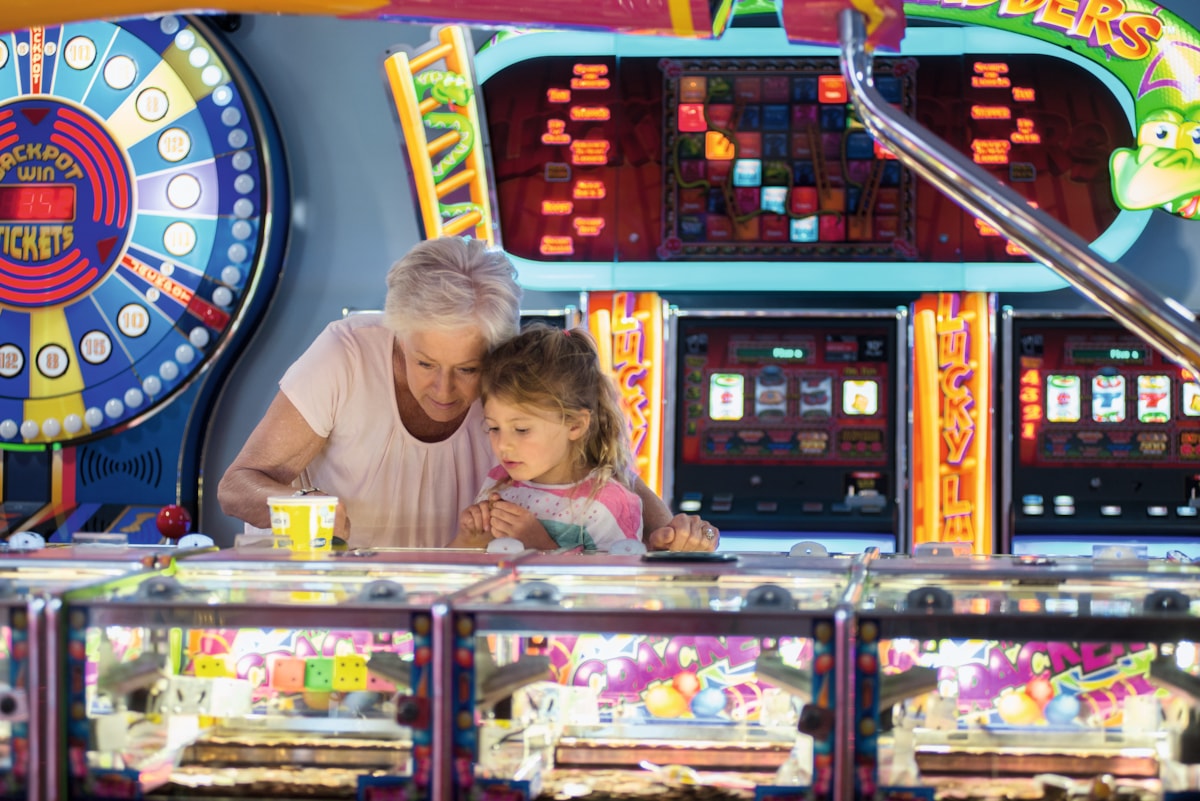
[1003,310,1200,558]
[668,309,905,553]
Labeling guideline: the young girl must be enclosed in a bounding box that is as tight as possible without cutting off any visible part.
[449,324,642,551]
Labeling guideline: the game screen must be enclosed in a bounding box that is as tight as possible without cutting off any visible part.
[672,316,897,533]
[482,53,1126,263]
[1012,321,1200,470]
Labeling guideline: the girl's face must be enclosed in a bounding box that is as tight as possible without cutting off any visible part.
[483,396,590,485]
[402,327,488,422]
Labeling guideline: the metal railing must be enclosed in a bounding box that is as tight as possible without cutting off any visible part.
[838,9,1200,378]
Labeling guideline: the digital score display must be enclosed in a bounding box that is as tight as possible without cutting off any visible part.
[0,184,75,222]
[1070,347,1147,364]
[734,345,806,361]
[482,53,1126,264]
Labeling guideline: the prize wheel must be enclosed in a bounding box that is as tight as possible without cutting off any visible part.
[0,14,285,448]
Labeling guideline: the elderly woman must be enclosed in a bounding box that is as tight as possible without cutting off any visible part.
[218,237,719,551]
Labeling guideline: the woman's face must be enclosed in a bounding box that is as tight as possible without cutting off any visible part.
[402,327,488,422]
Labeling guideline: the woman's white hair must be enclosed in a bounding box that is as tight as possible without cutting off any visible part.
[383,237,522,349]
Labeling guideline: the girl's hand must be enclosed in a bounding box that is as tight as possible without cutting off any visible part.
[448,502,493,549]
[487,494,558,550]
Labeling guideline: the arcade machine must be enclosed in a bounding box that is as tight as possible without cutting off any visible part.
[1002,310,1200,558]
[854,554,1200,801]
[472,3,1145,554]
[0,16,288,544]
[454,553,853,801]
[59,549,513,801]
[668,309,905,553]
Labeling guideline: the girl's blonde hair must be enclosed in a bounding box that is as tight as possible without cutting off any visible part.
[481,324,634,488]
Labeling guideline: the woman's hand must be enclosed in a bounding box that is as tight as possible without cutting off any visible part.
[447,502,493,549]
[487,495,558,550]
[646,514,720,552]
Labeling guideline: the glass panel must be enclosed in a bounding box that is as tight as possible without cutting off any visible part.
[464,571,846,613]
[471,628,825,798]
[78,621,416,797]
[867,637,1178,800]
[460,562,849,797]
[69,558,501,798]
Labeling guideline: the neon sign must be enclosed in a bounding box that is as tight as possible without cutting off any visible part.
[911,292,994,553]
[571,63,610,90]
[587,291,665,495]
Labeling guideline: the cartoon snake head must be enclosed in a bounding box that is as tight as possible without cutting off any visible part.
[1111,108,1200,219]
[430,74,474,108]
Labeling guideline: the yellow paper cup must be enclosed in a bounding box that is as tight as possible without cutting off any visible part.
[266,496,337,553]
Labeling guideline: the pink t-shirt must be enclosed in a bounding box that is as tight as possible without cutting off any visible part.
[278,314,494,549]
[475,466,642,552]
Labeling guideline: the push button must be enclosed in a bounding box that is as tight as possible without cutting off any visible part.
[1100,505,1122,516]
[679,492,703,513]
[755,501,778,513]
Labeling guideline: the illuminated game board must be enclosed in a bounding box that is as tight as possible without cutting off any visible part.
[662,58,913,260]
[479,37,1129,278]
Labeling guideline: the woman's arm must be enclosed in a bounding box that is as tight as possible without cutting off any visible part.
[217,392,331,529]
[633,476,672,532]
[632,477,720,552]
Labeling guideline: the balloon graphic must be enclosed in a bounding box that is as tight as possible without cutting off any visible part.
[672,671,701,700]
[645,684,690,718]
[1025,675,1054,709]
[997,691,1042,725]
[691,686,728,717]
[1044,692,1081,725]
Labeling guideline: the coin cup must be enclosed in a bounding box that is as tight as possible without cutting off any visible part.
[267,496,337,553]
